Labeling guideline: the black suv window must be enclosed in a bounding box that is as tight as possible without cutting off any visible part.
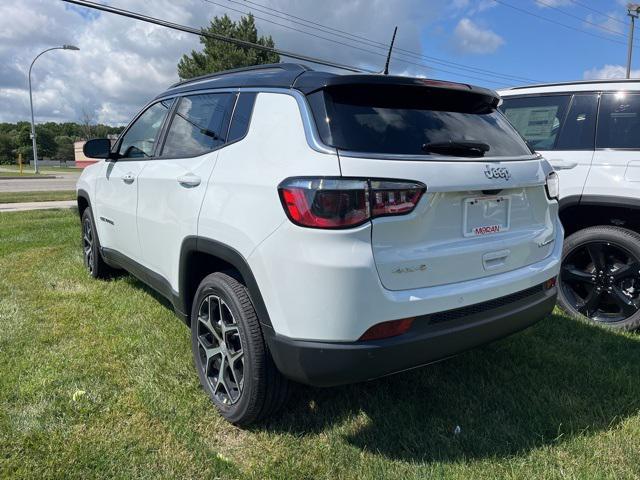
[597,93,640,149]
[161,93,235,158]
[555,94,598,150]
[308,85,532,157]
[117,100,173,159]
[500,95,570,150]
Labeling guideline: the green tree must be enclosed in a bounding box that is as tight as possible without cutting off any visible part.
[178,14,279,80]
[0,133,16,165]
[54,135,75,161]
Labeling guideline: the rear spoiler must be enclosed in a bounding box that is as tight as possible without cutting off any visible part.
[292,72,500,109]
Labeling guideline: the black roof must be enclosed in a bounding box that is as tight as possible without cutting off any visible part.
[158,62,499,105]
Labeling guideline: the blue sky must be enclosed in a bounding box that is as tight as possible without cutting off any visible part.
[0,0,637,124]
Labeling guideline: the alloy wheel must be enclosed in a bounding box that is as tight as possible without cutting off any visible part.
[82,217,94,274]
[196,294,245,405]
[561,241,640,323]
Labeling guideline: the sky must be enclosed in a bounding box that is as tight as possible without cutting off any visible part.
[0,0,638,125]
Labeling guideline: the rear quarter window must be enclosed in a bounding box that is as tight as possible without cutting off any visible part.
[308,85,532,158]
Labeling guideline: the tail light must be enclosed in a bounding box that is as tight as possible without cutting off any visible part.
[545,171,559,200]
[278,177,425,229]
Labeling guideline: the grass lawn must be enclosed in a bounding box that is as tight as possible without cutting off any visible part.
[0,190,76,204]
[0,164,81,174]
[1,209,639,479]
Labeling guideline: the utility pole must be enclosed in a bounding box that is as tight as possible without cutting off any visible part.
[627,3,640,79]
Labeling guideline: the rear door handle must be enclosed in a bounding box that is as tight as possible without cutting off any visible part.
[177,173,201,188]
[548,159,578,170]
[122,172,135,184]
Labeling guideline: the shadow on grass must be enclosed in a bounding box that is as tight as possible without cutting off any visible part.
[260,313,640,462]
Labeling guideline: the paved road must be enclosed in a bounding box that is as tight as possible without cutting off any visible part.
[0,172,80,193]
[0,200,77,213]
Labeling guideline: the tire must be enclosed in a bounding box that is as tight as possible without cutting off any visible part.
[558,226,640,331]
[81,208,112,279]
[190,272,289,426]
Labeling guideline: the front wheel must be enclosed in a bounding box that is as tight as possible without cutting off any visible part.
[190,272,289,426]
[558,226,640,331]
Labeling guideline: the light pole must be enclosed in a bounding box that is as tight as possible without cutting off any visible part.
[28,45,79,173]
[627,4,640,79]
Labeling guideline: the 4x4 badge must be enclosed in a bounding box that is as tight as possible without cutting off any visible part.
[484,165,511,181]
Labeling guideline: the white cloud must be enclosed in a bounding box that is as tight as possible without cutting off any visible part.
[0,0,449,125]
[452,18,504,54]
[534,0,573,7]
[583,64,640,80]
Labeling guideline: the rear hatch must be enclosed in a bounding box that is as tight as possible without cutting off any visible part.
[305,81,556,291]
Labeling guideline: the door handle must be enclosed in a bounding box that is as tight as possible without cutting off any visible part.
[548,159,578,170]
[122,172,135,184]
[177,173,201,188]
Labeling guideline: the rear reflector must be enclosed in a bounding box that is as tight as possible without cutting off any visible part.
[544,276,557,290]
[359,317,415,341]
[278,177,425,229]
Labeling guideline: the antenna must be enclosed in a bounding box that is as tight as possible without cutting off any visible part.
[382,26,398,75]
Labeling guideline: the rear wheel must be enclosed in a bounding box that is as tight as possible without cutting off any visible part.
[190,272,289,426]
[558,226,640,331]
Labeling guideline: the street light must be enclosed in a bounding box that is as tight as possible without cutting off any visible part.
[627,4,640,79]
[28,44,80,174]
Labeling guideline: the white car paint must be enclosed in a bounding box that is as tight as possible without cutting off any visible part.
[77,87,562,343]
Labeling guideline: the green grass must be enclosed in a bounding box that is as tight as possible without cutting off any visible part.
[0,164,81,174]
[0,190,76,204]
[1,209,640,479]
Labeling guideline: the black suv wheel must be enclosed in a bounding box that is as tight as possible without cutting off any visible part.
[190,272,289,425]
[81,208,112,279]
[558,226,640,331]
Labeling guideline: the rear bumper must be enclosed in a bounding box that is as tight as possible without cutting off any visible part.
[265,284,556,387]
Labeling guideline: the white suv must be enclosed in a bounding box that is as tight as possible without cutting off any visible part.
[500,80,640,331]
[78,63,562,425]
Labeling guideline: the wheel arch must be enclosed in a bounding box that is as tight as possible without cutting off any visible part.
[559,195,640,237]
[178,237,272,328]
[77,189,91,219]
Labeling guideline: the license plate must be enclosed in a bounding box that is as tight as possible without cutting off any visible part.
[463,195,511,237]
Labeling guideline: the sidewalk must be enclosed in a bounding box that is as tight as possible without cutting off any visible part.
[0,200,76,213]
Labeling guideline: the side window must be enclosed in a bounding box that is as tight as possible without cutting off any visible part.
[555,94,598,150]
[597,93,640,149]
[161,93,234,158]
[500,95,570,150]
[227,92,257,143]
[117,100,172,159]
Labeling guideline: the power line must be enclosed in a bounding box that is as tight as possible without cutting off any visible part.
[60,0,371,73]
[567,0,628,27]
[229,0,542,83]
[535,0,629,38]
[203,0,512,86]
[492,0,630,47]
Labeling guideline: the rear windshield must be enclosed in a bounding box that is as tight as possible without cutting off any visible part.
[307,85,532,157]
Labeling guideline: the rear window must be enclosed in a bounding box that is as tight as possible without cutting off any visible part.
[307,85,532,157]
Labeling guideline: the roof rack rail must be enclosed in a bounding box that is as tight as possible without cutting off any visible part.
[169,63,311,89]
[508,78,640,90]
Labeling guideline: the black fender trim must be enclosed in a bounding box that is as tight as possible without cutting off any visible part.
[77,189,91,217]
[179,237,273,328]
[101,247,186,322]
[579,195,640,209]
[558,194,581,212]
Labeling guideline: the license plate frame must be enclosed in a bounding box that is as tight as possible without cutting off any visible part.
[463,195,511,238]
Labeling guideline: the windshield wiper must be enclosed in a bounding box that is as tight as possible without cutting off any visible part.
[421,140,490,157]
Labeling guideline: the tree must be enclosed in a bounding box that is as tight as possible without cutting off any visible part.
[0,133,16,165]
[54,135,75,161]
[178,14,279,80]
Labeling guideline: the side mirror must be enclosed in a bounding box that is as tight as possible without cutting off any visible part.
[83,138,114,160]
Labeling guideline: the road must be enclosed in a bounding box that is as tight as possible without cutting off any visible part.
[0,172,80,193]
